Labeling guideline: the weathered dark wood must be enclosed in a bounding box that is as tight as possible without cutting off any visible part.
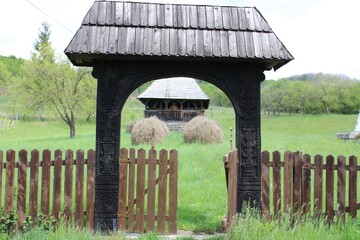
[41,150,51,215]
[5,150,15,214]
[348,156,357,218]
[168,150,178,234]
[29,150,40,221]
[53,150,62,219]
[64,150,73,221]
[302,154,311,214]
[337,155,346,220]
[158,150,168,234]
[283,151,293,212]
[314,154,323,218]
[135,149,145,233]
[17,150,27,229]
[127,148,136,232]
[75,150,85,228]
[86,150,95,230]
[118,148,128,230]
[272,151,281,218]
[147,149,156,231]
[325,155,334,221]
[293,152,302,212]
[0,150,3,214]
[261,151,270,220]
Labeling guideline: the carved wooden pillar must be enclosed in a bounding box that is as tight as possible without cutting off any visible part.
[92,66,120,231]
[233,71,264,212]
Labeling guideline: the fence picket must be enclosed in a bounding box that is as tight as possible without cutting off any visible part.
[337,156,346,220]
[293,152,302,212]
[75,150,85,228]
[127,148,136,232]
[158,149,168,234]
[273,151,281,218]
[261,151,270,220]
[17,150,27,229]
[135,149,146,233]
[326,155,334,221]
[29,150,39,221]
[0,150,3,214]
[314,154,323,218]
[64,150,73,221]
[118,148,128,230]
[349,156,357,218]
[5,150,15,214]
[41,150,51,215]
[283,151,293,212]
[147,149,156,231]
[169,150,178,234]
[86,150,95,230]
[302,154,311,214]
[53,150,62,219]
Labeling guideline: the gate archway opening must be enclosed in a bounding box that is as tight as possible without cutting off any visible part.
[65,1,293,230]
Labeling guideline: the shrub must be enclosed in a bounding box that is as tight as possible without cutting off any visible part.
[125,120,138,134]
[184,116,223,144]
[131,116,169,145]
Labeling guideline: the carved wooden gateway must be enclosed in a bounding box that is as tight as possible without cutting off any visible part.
[65,1,293,230]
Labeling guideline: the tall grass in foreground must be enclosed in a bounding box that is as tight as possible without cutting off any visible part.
[227,206,360,240]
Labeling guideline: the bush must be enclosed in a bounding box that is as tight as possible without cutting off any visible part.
[131,116,169,145]
[184,116,223,144]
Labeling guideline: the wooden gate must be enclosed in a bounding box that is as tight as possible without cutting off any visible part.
[118,148,178,234]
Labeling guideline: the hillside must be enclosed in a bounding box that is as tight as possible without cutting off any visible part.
[279,72,358,82]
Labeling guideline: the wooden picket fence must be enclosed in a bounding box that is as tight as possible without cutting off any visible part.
[261,151,359,220]
[118,148,178,234]
[0,148,178,233]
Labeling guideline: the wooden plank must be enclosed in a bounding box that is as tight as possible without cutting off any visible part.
[127,148,136,232]
[245,8,255,30]
[169,29,178,55]
[157,4,165,27]
[325,155,334,221]
[260,33,271,59]
[228,31,238,57]
[222,7,231,30]
[158,149,168,234]
[195,30,204,56]
[64,150,73,221]
[189,5,198,28]
[123,2,132,25]
[108,27,119,54]
[29,150,40,221]
[161,28,170,55]
[293,152,302,213]
[268,33,280,59]
[186,30,196,56]
[220,31,229,57]
[147,149,157,232]
[252,32,263,58]
[53,150,62,219]
[148,3,157,26]
[86,150,95,230]
[126,27,136,54]
[5,150,15,214]
[244,32,255,58]
[132,3,141,25]
[105,1,114,25]
[168,150,178,234]
[261,151,270,220]
[17,150,27,229]
[135,149,146,233]
[41,150,51,215]
[178,29,187,56]
[283,151,293,212]
[203,30,213,57]
[314,154,323,218]
[152,28,161,55]
[211,30,221,57]
[198,6,206,28]
[134,28,144,55]
[272,151,281,218]
[205,6,214,29]
[302,154,311,214]
[238,8,247,30]
[181,5,189,28]
[230,7,239,29]
[236,31,246,57]
[117,27,127,54]
[89,1,99,25]
[0,150,3,214]
[144,28,153,55]
[139,3,148,26]
[337,155,346,220]
[115,2,124,25]
[118,148,128,231]
[97,1,107,25]
[348,156,357,218]
[164,4,173,27]
[252,9,263,31]
[75,150,85,228]
[213,6,223,29]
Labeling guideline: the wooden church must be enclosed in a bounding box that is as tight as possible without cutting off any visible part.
[137,77,210,123]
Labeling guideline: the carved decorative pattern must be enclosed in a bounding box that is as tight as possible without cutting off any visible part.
[238,190,262,211]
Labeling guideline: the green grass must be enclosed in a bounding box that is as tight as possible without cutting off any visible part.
[1,97,360,233]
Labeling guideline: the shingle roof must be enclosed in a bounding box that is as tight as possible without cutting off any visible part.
[137,78,209,100]
[65,1,293,70]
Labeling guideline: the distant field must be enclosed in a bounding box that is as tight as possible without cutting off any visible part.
[0,97,359,231]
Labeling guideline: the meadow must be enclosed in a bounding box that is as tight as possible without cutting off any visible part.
[1,97,360,234]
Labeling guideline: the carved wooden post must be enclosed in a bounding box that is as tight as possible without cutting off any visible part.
[234,71,264,212]
[93,66,120,231]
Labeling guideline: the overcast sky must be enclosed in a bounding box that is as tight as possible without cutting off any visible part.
[1,0,359,80]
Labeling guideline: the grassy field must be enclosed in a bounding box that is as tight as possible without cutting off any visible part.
[1,97,360,233]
